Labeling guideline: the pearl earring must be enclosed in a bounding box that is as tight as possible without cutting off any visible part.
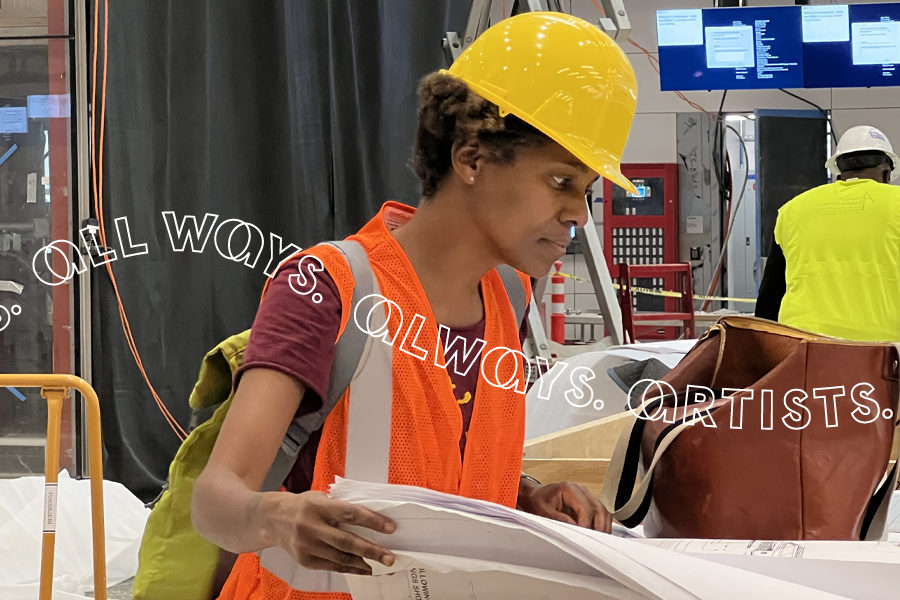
[470,176,475,182]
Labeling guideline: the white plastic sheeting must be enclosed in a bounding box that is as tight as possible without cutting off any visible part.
[525,341,698,441]
[602,339,697,369]
[526,351,631,440]
[0,471,149,599]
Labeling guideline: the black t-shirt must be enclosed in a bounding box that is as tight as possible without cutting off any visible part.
[755,242,786,321]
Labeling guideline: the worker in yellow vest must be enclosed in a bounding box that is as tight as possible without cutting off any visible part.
[756,125,900,341]
[191,13,639,600]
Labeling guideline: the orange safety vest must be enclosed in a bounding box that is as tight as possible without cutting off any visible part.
[218,202,531,600]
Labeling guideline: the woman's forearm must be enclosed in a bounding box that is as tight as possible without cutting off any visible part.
[190,369,309,554]
[191,464,283,555]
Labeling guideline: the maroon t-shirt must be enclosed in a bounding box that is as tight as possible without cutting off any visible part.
[235,255,529,493]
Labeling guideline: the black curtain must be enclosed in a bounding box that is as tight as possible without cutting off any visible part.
[96,0,470,501]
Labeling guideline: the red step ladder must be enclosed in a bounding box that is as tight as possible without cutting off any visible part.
[616,262,696,344]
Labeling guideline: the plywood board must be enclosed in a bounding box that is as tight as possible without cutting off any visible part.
[523,411,632,460]
[521,458,611,499]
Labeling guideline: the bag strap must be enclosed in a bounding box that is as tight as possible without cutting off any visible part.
[260,240,375,492]
[600,396,724,527]
[189,403,221,432]
[496,264,527,326]
[601,325,728,525]
[861,461,898,541]
[860,343,900,540]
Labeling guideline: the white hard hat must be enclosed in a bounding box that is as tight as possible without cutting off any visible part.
[826,125,900,181]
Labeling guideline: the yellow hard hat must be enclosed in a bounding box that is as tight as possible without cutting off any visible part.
[444,12,638,194]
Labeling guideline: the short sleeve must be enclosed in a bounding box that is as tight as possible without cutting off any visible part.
[235,256,342,409]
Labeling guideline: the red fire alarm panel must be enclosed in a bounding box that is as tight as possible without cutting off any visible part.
[603,163,680,339]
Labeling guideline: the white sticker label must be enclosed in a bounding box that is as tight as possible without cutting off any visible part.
[43,483,58,532]
[27,173,37,203]
[686,216,704,234]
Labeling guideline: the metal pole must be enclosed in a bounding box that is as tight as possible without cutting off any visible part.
[47,0,75,473]
[463,0,492,49]
[511,0,543,15]
[546,0,563,12]
[39,388,64,600]
[0,375,107,600]
[74,0,94,479]
[575,197,623,345]
[445,0,492,66]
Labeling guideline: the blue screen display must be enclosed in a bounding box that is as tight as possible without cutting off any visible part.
[629,185,648,198]
[657,6,805,92]
[802,3,900,89]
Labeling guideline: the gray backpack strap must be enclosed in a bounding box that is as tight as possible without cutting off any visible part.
[260,240,375,492]
[496,264,527,325]
[189,403,221,432]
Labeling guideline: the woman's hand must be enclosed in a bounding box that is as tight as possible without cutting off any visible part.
[267,491,397,575]
[517,480,612,533]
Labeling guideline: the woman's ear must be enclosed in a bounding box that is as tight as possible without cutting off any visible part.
[451,141,483,185]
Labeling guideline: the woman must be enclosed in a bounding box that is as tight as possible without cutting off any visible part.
[192,12,638,599]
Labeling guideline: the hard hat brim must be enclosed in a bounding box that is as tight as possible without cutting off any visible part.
[441,71,639,196]
[826,149,900,181]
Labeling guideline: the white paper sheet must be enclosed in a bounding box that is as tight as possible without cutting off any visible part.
[329,478,852,600]
[600,340,697,369]
[606,339,698,356]
[602,351,684,369]
[349,551,646,600]
[636,538,900,600]
[0,471,150,600]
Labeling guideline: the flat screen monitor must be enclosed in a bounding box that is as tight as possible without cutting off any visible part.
[802,3,900,88]
[657,6,805,91]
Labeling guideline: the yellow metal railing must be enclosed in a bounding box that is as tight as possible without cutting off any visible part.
[0,375,106,600]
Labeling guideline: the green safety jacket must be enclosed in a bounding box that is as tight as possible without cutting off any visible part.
[776,178,900,341]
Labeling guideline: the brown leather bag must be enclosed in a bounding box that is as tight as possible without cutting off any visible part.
[601,316,900,540]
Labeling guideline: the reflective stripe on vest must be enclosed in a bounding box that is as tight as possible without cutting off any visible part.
[257,276,393,592]
[345,290,394,482]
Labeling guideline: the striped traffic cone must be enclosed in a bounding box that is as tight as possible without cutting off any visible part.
[551,260,566,344]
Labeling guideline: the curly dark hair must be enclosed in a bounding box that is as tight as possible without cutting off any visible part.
[412,72,551,198]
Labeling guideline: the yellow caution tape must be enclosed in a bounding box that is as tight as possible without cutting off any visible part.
[552,271,757,304]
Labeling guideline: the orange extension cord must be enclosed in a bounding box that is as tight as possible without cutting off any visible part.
[92,0,187,441]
